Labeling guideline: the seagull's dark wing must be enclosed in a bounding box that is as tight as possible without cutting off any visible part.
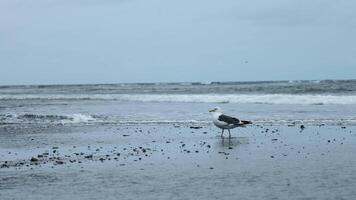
[218,114,241,125]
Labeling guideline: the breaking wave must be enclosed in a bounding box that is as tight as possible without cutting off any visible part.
[1,113,356,126]
[1,94,356,105]
[0,113,97,125]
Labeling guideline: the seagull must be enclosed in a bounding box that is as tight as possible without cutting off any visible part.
[209,107,252,138]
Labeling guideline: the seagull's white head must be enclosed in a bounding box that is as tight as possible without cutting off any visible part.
[209,106,222,113]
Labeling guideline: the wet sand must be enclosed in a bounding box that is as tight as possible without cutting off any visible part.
[1,124,356,200]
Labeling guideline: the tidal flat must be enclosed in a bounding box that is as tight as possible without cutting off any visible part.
[1,124,356,200]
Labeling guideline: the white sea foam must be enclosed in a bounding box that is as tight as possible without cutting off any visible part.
[67,114,96,123]
[1,94,356,105]
[0,113,97,125]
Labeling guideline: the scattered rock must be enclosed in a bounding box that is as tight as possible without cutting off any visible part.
[190,126,202,129]
[56,160,65,165]
[30,157,38,162]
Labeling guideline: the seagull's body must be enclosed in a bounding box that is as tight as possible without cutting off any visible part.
[209,107,252,138]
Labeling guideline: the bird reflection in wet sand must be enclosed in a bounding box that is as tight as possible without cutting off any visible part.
[219,136,249,148]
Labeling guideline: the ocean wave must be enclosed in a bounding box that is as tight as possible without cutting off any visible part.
[0,113,97,125]
[1,94,356,105]
[1,113,356,126]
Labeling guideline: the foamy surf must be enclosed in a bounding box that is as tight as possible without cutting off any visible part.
[0,113,97,125]
[1,94,356,105]
[1,113,356,126]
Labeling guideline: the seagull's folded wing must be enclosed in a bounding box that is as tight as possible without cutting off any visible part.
[218,114,241,125]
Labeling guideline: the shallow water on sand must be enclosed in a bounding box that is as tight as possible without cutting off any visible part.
[1,124,356,200]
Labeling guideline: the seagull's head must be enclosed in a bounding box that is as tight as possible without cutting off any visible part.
[209,106,222,113]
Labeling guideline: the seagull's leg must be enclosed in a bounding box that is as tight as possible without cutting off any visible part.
[228,129,231,138]
[221,129,224,138]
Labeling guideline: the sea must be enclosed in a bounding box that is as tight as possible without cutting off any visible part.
[1,79,356,127]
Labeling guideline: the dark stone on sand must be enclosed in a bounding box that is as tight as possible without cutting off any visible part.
[228,147,233,149]
[85,155,93,159]
[52,147,59,149]
[166,141,171,143]
[56,160,65,165]
[300,125,305,130]
[209,167,214,170]
[270,156,274,158]
[207,145,211,148]
[190,126,202,129]
[99,158,105,162]
[271,139,278,141]
[1,164,9,168]
[123,134,130,137]
[30,157,38,162]
[328,140,331,143]
[38,155,44,158]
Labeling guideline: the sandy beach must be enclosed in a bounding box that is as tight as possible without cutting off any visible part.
[1,123,356,200]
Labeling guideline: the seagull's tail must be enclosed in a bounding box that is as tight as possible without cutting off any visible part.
[241,120,252,125]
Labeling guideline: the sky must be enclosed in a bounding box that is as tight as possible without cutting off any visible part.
[0,0,356,85]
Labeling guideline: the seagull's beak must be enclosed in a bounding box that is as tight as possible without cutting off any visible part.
[208,109,214,113]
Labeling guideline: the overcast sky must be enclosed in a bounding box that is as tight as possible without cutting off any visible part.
[1,0,356,85]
